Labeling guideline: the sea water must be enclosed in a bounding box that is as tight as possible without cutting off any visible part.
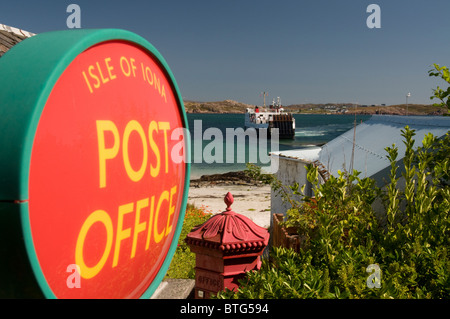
[187,113,371,179]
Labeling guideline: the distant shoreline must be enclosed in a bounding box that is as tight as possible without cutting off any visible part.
[185,109,443,116]
[184,100,445,116]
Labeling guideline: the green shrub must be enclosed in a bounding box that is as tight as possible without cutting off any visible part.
[218,127,449,299]
[428,63,450,115]
[165,204,212,279]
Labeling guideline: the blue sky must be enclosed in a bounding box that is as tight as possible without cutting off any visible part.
[1,0,449,105]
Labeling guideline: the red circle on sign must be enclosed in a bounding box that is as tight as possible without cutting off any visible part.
[28,41,186,298]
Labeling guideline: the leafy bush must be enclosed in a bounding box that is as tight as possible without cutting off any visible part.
[165,204,212,279]
[218,127,449,299]
[428,63,450,114]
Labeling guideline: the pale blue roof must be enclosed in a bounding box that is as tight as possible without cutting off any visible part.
[271,115,450,185]
[319,115,449,181]
[270,147,321,163]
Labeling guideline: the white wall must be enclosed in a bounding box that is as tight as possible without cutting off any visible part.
[270,154,313,228]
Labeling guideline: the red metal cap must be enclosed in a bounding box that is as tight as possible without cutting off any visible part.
[185,192,269,253]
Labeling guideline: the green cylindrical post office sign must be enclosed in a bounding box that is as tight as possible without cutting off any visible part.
[0,29,190,298]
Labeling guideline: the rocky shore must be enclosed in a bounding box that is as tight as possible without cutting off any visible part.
[189,170,265,188]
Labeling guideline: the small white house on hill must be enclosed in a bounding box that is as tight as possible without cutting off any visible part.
[270,115,450,222]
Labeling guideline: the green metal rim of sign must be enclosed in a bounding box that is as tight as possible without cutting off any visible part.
[0,29,191,299]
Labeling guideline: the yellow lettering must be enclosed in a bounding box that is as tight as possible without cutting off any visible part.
[75,210,113,279]
[131,198,148,258]
[154,191,168,244]
[161,85,167,103]
[130,58,137,77]
[141,62,145,81]
[148,121,160,177]
[96,61,109,84]
[145,66,154,85]
[104,57,116,81]
[82,71,93,94]
[145,196,155,250]
[140,62,168,103]
[89,65,100,89]
[123,120,148,182]
[158,122,170,174]
[120,56,131,77]
[113,202,133,267]
[153,72,161,94]
[75,181,180,277]
[97,120,120,188]
[165,186,177,236]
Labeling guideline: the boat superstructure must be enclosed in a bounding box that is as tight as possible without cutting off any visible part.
[244,97,295,139]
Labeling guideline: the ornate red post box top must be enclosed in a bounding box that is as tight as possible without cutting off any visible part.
[185,192,269,253]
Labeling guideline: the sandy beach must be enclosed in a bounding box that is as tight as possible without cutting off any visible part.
[187,172,272,228]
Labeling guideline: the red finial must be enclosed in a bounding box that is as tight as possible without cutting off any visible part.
[224,192,234,211]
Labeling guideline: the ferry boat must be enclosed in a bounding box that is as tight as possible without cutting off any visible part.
[244,96,295,139]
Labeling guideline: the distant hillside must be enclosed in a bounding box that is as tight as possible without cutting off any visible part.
[184,100,253,113]
[184,100,445,116]
[348,104,445,116]
[278,103,444,116]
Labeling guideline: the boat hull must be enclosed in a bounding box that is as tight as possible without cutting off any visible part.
[244,111,295,139]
